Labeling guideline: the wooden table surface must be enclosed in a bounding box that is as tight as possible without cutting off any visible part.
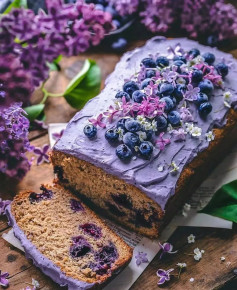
[1,36,237,290]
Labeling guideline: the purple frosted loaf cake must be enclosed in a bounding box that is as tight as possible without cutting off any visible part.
[6,184,132,289]
[51,37,237,238]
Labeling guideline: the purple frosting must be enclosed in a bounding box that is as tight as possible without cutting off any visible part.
[54,37,237,210]
[6,205,95,290]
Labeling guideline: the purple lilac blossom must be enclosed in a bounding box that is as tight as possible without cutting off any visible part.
[33,144,50,166]
[135,251,149,266]
[109,0,139,16]
[0,270,9,287]
[156,268,174,285]
[159,242,177,259]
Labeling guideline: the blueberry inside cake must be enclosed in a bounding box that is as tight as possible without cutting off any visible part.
[51,36,237,238]
[6,184,132,289]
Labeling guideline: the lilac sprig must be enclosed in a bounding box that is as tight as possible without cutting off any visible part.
[135,251,149,266]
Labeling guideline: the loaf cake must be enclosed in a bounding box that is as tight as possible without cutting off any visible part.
[6,184,132,289]
[51,36,237,238]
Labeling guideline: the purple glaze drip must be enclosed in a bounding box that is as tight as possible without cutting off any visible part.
[54,37,237,210]
[70,199,84,212]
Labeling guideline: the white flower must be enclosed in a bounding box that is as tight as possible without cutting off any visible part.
[144,121,152,131]
[224,101,231,108]
[223,91,232,108]
[113,99,121,110]
[167,123,173,132]
[183,203,191,211]
[187,234,195,243]
[170,161,179,174]
[176,77,186,85]
[177,263,187,268]
[191,126,202,137]
[220,256,225,261]
[185,122,194,133]
[32,278,40,289]
[117,128,124,141]
[158,165,164,172]
[151,119,157,132]
[205,130,215,142]
[137,115,146,125]
[190,277,195,282]
[193,248,204,261]
[138,131,147,142]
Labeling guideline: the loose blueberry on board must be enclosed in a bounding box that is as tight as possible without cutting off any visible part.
[173,55,187,63]
[123,132,140,149]
[139,141,153,159]
[84,124,97,139]
[192,69,203,83]
[215,63,229,77]
[188,48,200,58]
[146,69,156,78]
[116,144,133,160]
[173,84,186,102]
[115,91,130,102]
[160,97,174,112]
[195,92,209,105]
[105,127,119,143]
[202,52,216,65]
[111,38,127,51]
[141,78,154,89]
[156,115,168,131]
[141,57,156,68]
[173,60,184,73]
[198,79,214,95]
[123,81,140,96]
[132,90,146,103]
[116,118,127,131]
[159,83,174,96]
[156,56,169,68]
[199,102,212,117]
[125,119,141,133]
[167,111,181,126]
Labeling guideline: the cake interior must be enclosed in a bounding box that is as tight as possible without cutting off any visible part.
[11,184,132,285]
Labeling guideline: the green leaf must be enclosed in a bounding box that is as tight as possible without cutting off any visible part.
[199,179,237,223]
[64,59,101,109]
[46,55,62,72]
[3,0,27,14]
[24,104,45,122]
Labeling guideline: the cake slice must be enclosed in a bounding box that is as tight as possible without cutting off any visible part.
[6,184,132,289]
[51,37,237,238]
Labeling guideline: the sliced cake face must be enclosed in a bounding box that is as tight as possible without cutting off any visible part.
[7,185,132,289]
[53,37,237,212]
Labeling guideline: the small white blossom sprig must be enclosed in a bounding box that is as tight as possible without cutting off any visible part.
[182,203,191,217]
[187,234,196,244]
[223,91,232,108]
[159,242,178,259]
[205,130,215,142]
[170,161,179,174]
[185,123,202,138]
[193,248,205,261]
[177,263,187,279]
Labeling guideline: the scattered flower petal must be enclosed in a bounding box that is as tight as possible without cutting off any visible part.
[159,242,177,259]
[33,144,50,166]
[135,251,149,266]
[0,270,9,287]
[156,268,174,285]
[187,234,195,244]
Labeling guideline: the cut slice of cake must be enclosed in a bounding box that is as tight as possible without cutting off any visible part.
[6,184,132,289]
[51,36,237,238]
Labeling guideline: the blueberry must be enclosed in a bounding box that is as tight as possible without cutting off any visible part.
[160,97,174,112]
[83,124,97,139]
[116,144,133,161]
[141,58,156,68]
[111,38,127,52]
[141,78,154,89]
[146,69,156,78]
[116,118,127,131]
[169,96,177,107]
[195,92,209,105]
[173,55,187,63]
[125,119,141,133]
[192,69,203,83]
[167,111,181,126]
[144,129,153,141]
[123,81,139,96]
[123,132,140,149]
[199,102,212,117]
[159,83,174,96]
[105,127,119,143]
[132,90,146,103]
[139,141,153,159]
[198,79,214,95]
[202,52,215,65]
[156,56,169,68]
[173,60,184,73]
[173,84,186,102]
[156,115,168,131]
[215,63,229,78]
[188,48,200,59]
[115,91,130,102]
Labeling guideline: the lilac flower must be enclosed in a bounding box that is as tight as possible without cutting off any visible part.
[89,114,106,128]
[184,84,200,101]
[167,43,185,60]
[156,133,170,151]
[0,270,9,287]
[137,99,156,118]
[52,129,65,141]
[180,107,193,122]
[137,64,147,83]
[0,199,11,216]
[162,67,178,83]
[33,144,50,166]
[159,242,178,259]
[109,0,139,16]
[172,128,187,142]
[103,105,119,123]
[135,251,149,266]
[156,268,174,285]
[144,82,159,98]
[31,120,48,130]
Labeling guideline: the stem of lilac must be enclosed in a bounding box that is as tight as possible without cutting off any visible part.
[178,267,182,279]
